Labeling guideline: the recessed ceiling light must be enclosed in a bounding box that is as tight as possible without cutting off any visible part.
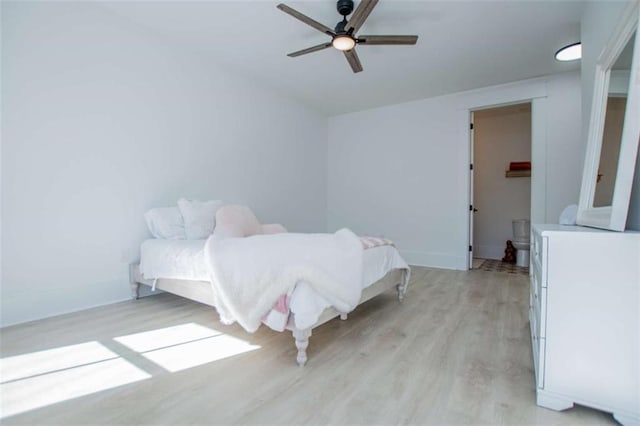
[555,42,582,61]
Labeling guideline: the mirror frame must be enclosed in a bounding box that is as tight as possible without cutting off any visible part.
[577,2,640,231]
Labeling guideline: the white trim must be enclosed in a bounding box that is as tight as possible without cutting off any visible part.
[456,78,547,111]
[468,111,475,269]
[399,250,464,270]
[457,79,548,270]
[531,98,548,225]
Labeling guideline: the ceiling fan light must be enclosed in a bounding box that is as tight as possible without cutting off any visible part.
[555,42,582,61]
[333,35,356,51]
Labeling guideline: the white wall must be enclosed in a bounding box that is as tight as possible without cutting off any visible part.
[629,146,640,230]
[328,72,581,269]
[1,2,327,326]
[544,73,585,222]
[580,0,640,230]
[473,104,531,260]
[0,0,4,313]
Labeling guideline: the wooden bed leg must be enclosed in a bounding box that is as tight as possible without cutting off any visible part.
[340,313,348,320]
[292,328,312,366]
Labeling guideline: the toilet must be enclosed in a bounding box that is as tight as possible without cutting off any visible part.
[512,219,530,267]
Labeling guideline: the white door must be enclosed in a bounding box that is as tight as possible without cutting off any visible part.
[468,112,476,269]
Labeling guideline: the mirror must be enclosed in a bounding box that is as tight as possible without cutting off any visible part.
[593,38,633,207]
[577,3,640,231]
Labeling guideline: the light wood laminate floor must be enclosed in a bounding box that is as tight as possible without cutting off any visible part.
[0,267,617,425]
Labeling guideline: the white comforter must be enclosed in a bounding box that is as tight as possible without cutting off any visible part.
[140,237,410,331]
[204,229,363,333]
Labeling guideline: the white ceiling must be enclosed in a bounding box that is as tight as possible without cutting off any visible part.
[101,0,584,115]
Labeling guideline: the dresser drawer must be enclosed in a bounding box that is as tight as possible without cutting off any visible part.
[535,336,546,389]
[529,306,546,389]
[530,272,546,338]
[531,230,547,287]
[535,287,546,338]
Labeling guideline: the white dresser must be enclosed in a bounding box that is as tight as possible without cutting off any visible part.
[530,224,640,425]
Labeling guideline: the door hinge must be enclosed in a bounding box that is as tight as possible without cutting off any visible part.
[470,164,474,170]
[469,245,473,252]
[469,205,473,211]
[470,123,474,130]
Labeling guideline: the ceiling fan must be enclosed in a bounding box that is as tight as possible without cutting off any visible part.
[277,0,418,73]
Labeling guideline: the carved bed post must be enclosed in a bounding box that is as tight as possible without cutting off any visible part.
[292,327,312,366]
[397,284,405,302]
[129,264,140,300]
[397,269,410,302]
[131,282,140,300]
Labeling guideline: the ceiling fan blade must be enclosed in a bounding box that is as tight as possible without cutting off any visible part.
[357,35,418,45]
[343,48,363,73]
[345,0,379,34]
[287,42,333,57]
[277,4,335,36]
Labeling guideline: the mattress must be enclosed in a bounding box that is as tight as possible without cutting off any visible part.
[140,238,409,330]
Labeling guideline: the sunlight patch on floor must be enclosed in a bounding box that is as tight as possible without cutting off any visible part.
[0,343,150,419]
[142,333,261,372]
[115,323,260,373]
[114,323,223,352]
[0,324,261,418]
[0,341,117,383]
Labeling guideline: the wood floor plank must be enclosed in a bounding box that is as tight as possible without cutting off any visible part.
[0,266,617,425]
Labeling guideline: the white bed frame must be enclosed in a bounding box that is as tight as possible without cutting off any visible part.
[129,264,408,366]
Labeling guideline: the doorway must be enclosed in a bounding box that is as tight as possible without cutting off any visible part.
[470,102,532,269]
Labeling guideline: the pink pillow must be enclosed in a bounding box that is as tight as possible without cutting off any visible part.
[261,223,287,234]
[214,205,261,238]
[214,205,287,238]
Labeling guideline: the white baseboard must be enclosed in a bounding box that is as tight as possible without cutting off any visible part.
[0,280,132,328]
[399,250,467,270]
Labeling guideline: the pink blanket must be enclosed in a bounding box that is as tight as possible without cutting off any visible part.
[360,236,396,249]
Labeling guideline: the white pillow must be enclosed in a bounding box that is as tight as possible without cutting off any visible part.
[144,207,185,240]
[177,198,224,240]
[559,204,578,225]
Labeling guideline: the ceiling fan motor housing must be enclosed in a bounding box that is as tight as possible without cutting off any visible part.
[336,0,354,17]
[334,20,347,34]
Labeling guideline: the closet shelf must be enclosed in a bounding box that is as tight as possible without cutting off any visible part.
[505,170,531,178]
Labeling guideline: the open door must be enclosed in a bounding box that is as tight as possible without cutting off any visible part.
[468,112,475,269]
[468,103,533,269]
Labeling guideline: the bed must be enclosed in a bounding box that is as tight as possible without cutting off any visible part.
[129,238,410,366]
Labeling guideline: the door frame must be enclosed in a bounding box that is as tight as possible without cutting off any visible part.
[468,102,535,267]
[468,112,475,268]
[457,81,548,270]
